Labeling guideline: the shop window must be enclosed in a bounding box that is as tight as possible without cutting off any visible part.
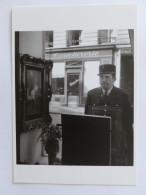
[52,78,64,95]
[67,30,82,46]
[83,61,100,94]
[45,31,53,48]
[83,61,100,104]
[51,63,65,95]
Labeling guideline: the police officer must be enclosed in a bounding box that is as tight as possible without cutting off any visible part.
[85,64,133,166]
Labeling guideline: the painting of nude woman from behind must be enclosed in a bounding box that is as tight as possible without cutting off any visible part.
[26,67,43,120]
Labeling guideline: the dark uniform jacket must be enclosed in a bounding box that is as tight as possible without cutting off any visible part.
[85,86,133,165]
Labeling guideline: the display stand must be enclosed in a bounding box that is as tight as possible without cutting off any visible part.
[62,114,111,166]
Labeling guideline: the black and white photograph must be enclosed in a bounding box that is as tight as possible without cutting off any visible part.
[15,29,134,166]
[15,29,134,167]
[12,5,137,185]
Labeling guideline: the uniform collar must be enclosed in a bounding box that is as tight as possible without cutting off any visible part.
[102,86,113,95]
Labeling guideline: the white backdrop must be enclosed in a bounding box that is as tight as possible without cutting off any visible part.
[0,0,145,194]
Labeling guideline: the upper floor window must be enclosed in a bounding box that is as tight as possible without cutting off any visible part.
[98,30,115,44]
[45,31,53,48]
[67,30,82,47]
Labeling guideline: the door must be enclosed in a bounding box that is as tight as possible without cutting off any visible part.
[66,72,81,107]
[120,55,134,106]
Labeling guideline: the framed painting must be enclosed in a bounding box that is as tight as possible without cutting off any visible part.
[16,54,53,131]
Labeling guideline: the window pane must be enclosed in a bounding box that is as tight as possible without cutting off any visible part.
[67,30,82,46]
[99,30,108,44]
[45,31,53,47]
[84,61,100,95]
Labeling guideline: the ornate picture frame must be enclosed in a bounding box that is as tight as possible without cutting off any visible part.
[16,54,53,132]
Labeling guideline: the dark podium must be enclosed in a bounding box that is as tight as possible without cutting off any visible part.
[61,114,111,166]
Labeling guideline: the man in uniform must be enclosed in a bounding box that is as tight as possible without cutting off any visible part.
[85,64,133,166]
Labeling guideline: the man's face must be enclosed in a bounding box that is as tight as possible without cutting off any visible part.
[99,73,116,90]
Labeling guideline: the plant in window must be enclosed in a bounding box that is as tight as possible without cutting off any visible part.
[37,121,62,165]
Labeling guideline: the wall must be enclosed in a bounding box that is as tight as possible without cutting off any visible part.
[19,31,43,58]
[20,128,48,165]
[19,31,45,164]
[54,31,66,48]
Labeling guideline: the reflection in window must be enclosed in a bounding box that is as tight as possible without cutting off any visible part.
[45,31,53,48]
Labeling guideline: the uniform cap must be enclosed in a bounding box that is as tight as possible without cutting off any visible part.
[98,64,116,75]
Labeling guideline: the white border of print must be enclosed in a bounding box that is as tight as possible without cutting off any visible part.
[12,5,137,185]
